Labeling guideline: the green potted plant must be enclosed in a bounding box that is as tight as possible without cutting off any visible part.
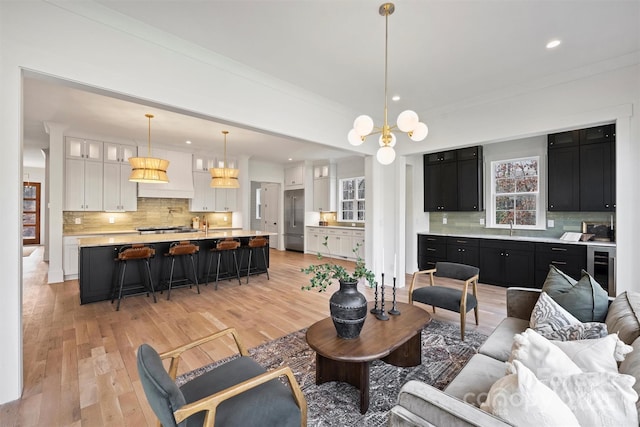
[301,237,376,339]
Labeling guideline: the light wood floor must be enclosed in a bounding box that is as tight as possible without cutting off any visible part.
[1,247,506,426]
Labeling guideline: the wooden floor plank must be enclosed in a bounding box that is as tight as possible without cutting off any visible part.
[0,245,507,426]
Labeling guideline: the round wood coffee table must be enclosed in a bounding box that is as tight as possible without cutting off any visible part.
[306,302,431,414]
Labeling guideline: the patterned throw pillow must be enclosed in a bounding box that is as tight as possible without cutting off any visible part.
[530,292,608,340]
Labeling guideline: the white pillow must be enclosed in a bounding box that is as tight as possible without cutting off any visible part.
[551,333,633,373]
[542,372,639,427]
[480,360,580,426]
[509,328,582,379]
[530,292,608,340]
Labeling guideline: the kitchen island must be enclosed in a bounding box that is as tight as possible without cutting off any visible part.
[77,230,273,304]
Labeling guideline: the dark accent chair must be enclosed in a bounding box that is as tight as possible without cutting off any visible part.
[409,262,480,340]
[137,327,307,427]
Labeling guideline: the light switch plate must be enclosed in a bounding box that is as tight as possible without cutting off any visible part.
[547,219,555,227]
[480,218,485,225]
[442,217,447,225]
[74,217,81,225]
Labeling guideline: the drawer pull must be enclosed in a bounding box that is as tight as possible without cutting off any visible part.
[456,240,467,244]
[426,248,436,252]
[551,261,567,265]
[551,247,567,252]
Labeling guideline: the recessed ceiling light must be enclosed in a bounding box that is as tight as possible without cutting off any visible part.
[392,95,400,101]
[185,140,192,144]
[288,158,293,161]
[546,39,561,49]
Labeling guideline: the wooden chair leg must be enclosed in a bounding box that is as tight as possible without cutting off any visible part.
[474,306,479,325]
[460,310,466,341]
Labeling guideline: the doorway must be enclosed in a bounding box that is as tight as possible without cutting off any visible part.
[23,181,41,245]
[261,183,280,249]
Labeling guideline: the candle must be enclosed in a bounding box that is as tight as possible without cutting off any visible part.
[393,254,397,278]
[382,252,385,275]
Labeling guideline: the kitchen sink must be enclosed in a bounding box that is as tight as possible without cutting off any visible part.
[137,226,199,234]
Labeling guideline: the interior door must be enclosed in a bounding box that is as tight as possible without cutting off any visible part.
[23,182,41,245]
[261,183,280,248]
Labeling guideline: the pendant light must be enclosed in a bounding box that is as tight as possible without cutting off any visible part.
[129,114,169,183]
[210,130,239,188]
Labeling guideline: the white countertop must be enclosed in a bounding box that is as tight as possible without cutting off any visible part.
[306,225,365,230]
[78,229,274,248]
[418,231,616,247]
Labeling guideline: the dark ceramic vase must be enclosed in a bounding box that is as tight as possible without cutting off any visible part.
[329,279,368,339]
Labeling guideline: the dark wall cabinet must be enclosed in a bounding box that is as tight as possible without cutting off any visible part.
[548,124,615,212]
[424,146,483,212]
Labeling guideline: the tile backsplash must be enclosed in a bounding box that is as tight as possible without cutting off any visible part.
[428,211,615,239]
[63,198,232,233]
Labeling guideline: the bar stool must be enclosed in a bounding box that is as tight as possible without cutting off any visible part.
[162,241,200,300]
[111,244,157,311]
[206,238,241,289]
[244,236,270,284]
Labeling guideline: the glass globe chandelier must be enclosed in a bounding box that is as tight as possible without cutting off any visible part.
[129,113,170,183]
[210,130,240,188]
[348,3,428,165]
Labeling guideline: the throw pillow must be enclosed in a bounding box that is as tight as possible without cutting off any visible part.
[509,328,582,379]
[542,266,609,322]
[551,333,633,373]
[542,372,639,427]
[530,291,608,340]
[480,360,580,427]
[606,291,640,345]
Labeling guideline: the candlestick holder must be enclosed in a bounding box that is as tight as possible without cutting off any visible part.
[376,273,389,321]
[370,274,381,314]
[389,276,400,315]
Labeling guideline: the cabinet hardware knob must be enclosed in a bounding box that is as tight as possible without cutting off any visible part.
[505,253,509,257]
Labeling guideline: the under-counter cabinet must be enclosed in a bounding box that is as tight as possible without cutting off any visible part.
[417,234,447,270]
[478,239,535,288]
[446,237,479,267]
[534,242,586,287]
[65,149,104,211]
[307,227,364,260]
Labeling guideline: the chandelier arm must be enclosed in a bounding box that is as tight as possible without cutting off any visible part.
[383,5,389,134]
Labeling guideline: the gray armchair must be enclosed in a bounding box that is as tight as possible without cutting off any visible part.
[137,327,307,427]
[409,262,480,340]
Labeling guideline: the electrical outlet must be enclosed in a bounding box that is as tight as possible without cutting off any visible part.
[223,216,227,221]
[480,218,485,225]
[74,217,81,225]
[547,219,555,228]
[442,217,447,225]
[109,217,115,224]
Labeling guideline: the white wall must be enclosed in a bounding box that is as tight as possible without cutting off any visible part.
[1,0,638,404]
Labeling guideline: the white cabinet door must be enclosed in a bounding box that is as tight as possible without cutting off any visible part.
[214,188,237,211]
[284,165,304,188]
[103,163,137,211]
[313,177,336,211]
[65,159,103,211]
[193,154,216,172]
[189,171,215,211]
[352,230,365,259]
[63,236,79,278]
[105,142,136,163]
[307,228,320,254]
[66,137,103,160]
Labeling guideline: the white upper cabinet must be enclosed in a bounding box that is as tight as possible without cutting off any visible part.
[193,154,217,172]
[65,157,103,211]
[103,162,137,211]
[104,142,136,164]
[313,163,336,212]
[189,171,216,211]
[66,137,103,161]
[285,165,305,189]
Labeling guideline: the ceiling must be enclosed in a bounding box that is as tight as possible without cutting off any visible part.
[23,0,640,168]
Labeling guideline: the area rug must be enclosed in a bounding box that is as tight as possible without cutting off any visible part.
[177,319,487,427]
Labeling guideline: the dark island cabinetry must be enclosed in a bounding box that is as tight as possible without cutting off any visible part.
[548,124,615,212]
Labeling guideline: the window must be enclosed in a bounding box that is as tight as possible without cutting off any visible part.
[339,177,365,222]
[489,156,544,229]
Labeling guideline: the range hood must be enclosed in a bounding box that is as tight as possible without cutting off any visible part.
[137,148,195,199]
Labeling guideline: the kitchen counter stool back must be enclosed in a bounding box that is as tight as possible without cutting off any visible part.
[243,236,270,284]
[206,238,242,289]
[162,241,200,300]
[111,243,157,311]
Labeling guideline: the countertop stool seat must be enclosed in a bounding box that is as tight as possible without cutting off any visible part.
[206,238,242,289]
[162,241,200,300]
[111,244,157,311]
[242,236,270,284]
